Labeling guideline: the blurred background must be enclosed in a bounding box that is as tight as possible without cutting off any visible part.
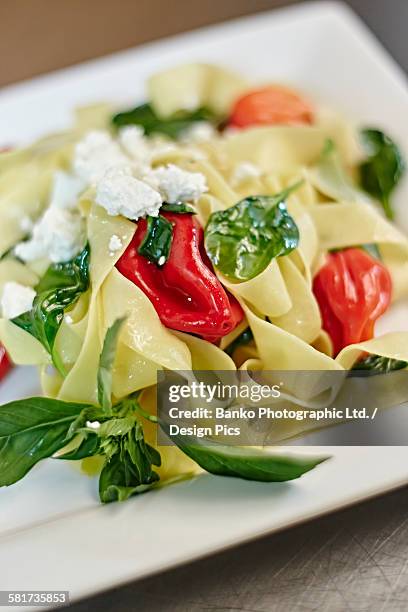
[0,0,407,88]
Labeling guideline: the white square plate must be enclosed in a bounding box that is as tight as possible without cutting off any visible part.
[1,2,408,608]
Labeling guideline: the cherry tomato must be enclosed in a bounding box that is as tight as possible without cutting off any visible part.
[229,86,314,128]
[313,248,392,356]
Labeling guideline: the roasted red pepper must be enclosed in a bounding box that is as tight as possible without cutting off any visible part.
[313,248,392,356]
[117,212,243,340]
[0,344,12,382]
[229,86,314,128]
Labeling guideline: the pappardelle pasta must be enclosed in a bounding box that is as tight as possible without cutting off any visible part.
[0,63,407,503]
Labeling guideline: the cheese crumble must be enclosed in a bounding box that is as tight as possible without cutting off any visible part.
[15,208,86,264]
[109,234,123,253]
[95,166,163,220]
[149,164,207,203]
[1,282,36,319]
[73,130,128,183]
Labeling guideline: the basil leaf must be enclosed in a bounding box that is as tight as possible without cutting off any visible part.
[97,317,126,413]
[0,397,90,486]
[204,184,301,281]
[161,203,196,214]
[55,434,100,460]
[359,128,405,220]
[352,354,407,373]
[99,422,161,503]
[12,245,90,375]
[112,103,217,139]
[225,328,254,356]
[138,215,173,266]
[169,435,328,482]
[99,454,155,502]
[97,415,135,437]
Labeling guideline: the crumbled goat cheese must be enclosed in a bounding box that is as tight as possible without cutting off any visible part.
[109,234,123,252]
[1,282,36,319]
[95,166,163,220]
[73,130,128,183]
[179,122,216,143]
[231,162,262,187]
[20,216,33,233]
[119,127,176,169]
[49,170,85,209]
[149,164,207,203]
[119,126,149,161]
[15,207,86,263]
[86,421,101,430]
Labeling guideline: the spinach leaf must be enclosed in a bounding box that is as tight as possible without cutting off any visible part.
[0,397,91,486]
[204,184,301,281]
[138,215,173,266]
[161,203,196,214]
[12,245,90,375]
[359,128,405,220]
[168,435,328,482]
[225,328,254,356]
[352,354,407,373]
[97,317,126,413]
[112,103,216,139]
[99,421,161,503]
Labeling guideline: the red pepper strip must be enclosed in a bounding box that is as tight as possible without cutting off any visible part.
[0,344,12,382]
[116,211,244,339]
[229,86,314,128]
[313,248,392,356]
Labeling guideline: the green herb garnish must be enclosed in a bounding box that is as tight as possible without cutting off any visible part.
[98,420,161,503]
[112,103,216,139]
[352,354,407,373]
[0,317,328,503]
[0,397,94,486]
[161,203,196,214]
[161,427,328,482]
[204,184,301,281]
[12,245,90,375]
[138,215,173,266]
[359,128,405,220]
